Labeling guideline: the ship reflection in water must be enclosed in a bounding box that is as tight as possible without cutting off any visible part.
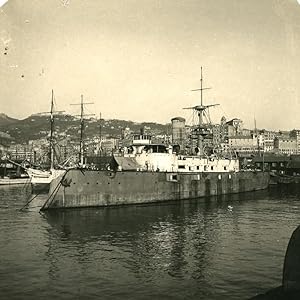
[1,186,300,299]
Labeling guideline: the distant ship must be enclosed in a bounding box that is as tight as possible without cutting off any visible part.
[40,69,270,210]
[0,175,29,186]
[25,90,65,193]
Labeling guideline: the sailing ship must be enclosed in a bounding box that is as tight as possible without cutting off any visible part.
[25,90,65,192]
[40,69,270,210]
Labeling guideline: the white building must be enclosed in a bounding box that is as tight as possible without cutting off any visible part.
[274,136,297,155]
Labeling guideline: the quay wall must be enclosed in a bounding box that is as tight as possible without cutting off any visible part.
[45,170,270,209]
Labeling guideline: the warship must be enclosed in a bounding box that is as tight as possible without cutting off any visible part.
[41,69,270,210]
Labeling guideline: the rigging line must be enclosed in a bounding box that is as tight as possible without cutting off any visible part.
[19,189,44,211]
[185,110,193,126]
[40,170,68,211]
[21,177,31,192]
[39,180,62,211]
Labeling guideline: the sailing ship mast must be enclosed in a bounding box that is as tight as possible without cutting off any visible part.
[98,112,102,157]
[79,96,84,165]
[71,95,94,166]
[49,90,55,169]
[40,89,63,169]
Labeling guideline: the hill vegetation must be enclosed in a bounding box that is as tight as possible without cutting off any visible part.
[0,113,18,126]
[0,113,171,143]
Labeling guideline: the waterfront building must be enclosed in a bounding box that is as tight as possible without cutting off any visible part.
[290,129,300,154]
[228,134,261,155]
[7,143,34,162]
[260,129,278,152]
[253,155,290,173]
[274,136,297,155]
[242,128,251,136]
[100,137,119,155]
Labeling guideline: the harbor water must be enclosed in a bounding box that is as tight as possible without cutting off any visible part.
[0,185,300,299]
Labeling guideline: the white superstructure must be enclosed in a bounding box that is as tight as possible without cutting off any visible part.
[117,134,239,173]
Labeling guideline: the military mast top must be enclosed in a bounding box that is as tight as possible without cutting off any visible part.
[183,67,219,127]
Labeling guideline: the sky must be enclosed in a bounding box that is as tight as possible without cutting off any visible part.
[0,0,300,130]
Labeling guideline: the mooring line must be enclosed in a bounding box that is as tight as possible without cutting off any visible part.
[21,177,31,192]
[19,190,43,211]
[40,181,62,211]
[40,171,68,211]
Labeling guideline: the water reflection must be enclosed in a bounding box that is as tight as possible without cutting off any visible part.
[269,184,300,199]
[41,191,271,291]
[2,186,300,299]
[43,191,270,242]
[42,200,217,283]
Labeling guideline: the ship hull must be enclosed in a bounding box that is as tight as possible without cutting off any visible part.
[31,182,51,193]
[27,169,65,194]
[0,177,29,186]
[43,170,270,210]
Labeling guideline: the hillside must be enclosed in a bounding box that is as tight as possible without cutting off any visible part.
[0,113,170,143]
[0,113,18,126]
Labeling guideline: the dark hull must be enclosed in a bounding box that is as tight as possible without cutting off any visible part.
[31,182,50,194]
[43,170,270,210]
[269,173,300,185]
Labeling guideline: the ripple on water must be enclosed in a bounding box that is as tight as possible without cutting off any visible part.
[0,186,300,299]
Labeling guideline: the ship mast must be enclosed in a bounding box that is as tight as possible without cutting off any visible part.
[183,67,219,155]
[99,112,102,157]
[186,66,219,126]
[49,90,55,169]
[40,90,63,169]
[79,96,84,165]
[254,117,261,155]
[71,95,94,166]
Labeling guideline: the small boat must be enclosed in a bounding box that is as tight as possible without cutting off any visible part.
[270,172,295,184]
[0,176,29,186]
